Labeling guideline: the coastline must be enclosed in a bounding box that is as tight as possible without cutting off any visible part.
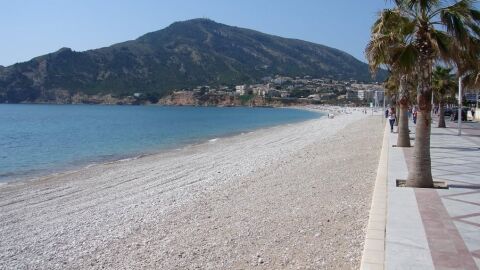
[0,105,323,184]
[0,109,384,269]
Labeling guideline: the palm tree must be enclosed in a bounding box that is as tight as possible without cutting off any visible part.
[432,66,456,127]
[384,73,399,105]
[366,9,415,147]
[368,0,480,188]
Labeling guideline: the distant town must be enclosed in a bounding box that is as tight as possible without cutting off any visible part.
[155,75,385,107]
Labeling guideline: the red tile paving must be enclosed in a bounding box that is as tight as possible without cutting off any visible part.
[473,250,480,260]
[401,132,480,269]
[415,189,478,270]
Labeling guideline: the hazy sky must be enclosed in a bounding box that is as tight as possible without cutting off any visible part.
[0,0,391,66]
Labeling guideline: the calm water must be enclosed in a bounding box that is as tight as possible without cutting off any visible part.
[0,105,321,182]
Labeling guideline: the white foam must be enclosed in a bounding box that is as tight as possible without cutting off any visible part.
[117,158,134,162]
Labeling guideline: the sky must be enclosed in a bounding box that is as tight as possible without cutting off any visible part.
[0,0,392,66]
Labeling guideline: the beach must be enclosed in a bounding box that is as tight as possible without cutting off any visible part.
[0,110,384,269]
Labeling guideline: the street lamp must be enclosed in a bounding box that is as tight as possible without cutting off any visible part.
[383,90,386,124]
[458,76,463,136]
[476,89,479,121]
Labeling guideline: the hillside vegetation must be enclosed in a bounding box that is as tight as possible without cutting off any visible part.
[0,19,385,103]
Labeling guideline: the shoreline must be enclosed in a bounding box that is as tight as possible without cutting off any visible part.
[0,110,384,269]
[0,106,325,185]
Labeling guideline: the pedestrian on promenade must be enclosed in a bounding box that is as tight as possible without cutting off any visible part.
[413,106,418,124]
[388,107,396,132]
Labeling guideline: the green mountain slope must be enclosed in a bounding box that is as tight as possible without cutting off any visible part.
[0,18,385,103]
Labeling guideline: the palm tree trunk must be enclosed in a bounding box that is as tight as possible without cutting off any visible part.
[397,75,411,147]
[408,109,433,187]
[407,56,434,188]
[395,104,400,126]
[438,99,446,128]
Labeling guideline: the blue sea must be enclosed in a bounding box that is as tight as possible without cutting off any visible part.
[0,105,321,182]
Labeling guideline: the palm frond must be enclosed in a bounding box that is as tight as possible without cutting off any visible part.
[432,66,456,99]
[429,29,453,61]
[440,0,480,44]
[392,44,418,73]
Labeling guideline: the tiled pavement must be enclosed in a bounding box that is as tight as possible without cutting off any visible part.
[361,116,480,270]
[432,119,480,269]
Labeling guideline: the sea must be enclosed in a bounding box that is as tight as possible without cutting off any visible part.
[0,104,322,182]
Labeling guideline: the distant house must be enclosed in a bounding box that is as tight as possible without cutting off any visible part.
[346,89,376,101]
[346,90,358,100]
[235,85,246,95]
[267,89,281,98]
[219,86,231,92]
[272,76,292,85]
[357,90,367,100]
[374,90,385,104]
[280,91,290,98]
[320,92,335,100]
[252,85,268,97]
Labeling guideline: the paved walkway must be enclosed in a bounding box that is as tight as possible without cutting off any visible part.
[361,116,480,270]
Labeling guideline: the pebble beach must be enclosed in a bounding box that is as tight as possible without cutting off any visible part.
[0,109,384,269]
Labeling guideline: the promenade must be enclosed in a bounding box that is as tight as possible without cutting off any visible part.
[361,116,480,270]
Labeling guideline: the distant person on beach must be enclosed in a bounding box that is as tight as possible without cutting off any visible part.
[388,107,396,132]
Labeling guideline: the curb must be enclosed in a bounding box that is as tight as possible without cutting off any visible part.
[360,121,389,270]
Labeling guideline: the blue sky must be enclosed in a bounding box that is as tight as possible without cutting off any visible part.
[0,0,391,66]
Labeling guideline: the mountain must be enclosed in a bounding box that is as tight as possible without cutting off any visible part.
[0,18,385,103]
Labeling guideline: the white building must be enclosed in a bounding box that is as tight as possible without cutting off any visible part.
[358,90,375,101]
[374,90,385,106]
[357,90,366,100]
[252,85,269,97]
[235,85,246,95]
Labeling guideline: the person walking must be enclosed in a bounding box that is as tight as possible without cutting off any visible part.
[413,106,418,124]
[388,107,396,133]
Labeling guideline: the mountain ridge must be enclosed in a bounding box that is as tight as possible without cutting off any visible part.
[0,18,385,103]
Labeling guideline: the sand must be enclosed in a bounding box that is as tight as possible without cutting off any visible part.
[0,110,384,269]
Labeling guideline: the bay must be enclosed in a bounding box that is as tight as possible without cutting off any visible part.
[0,104,321,182]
